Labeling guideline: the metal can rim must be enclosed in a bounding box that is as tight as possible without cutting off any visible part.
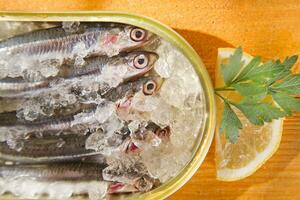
[0,11,217,200]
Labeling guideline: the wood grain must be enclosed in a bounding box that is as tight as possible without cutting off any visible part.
[0,1,299,199]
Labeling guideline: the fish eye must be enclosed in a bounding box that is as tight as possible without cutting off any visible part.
[143,80,157,95]
[130,28,146,42]
[133,54,149,69]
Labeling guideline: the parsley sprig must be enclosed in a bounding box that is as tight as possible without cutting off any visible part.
[216,48,299,143]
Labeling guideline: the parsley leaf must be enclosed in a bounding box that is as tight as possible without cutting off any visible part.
[232,82,267,103]
[267,56,297,84]
[215,48,299,143]
[272,74,300,94]
[283,55,298,70]
[272,92,300,115]
[239,60,284,83]
[220,101,242,143]
[235,103,285,125]
[221,47,244,86]
[234,56,261,82]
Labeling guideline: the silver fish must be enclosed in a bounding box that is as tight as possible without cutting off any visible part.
[101,75,163,102]
[0,133,102,164]
[0,23,155,82]
[0,74,163,124]
[0,162,156,193]
[0,51,158,98]
[0,76,164,153]
[0,121,170,164]
[0,23,153,59]
[0,163,105,181]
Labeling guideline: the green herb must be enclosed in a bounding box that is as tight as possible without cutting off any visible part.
[216,48,299,143]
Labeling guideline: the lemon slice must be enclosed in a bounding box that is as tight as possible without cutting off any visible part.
[215,48,284,181]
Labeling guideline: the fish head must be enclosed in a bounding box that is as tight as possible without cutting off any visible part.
[125,122,171,154]
[122,51,158,81]
[103,160,158,193]
[116,76,164,117]
[122,26,154,50]
[141,75,164,96]
[107,182,138,194]
[102,26,154,53]
[107,175,158,194]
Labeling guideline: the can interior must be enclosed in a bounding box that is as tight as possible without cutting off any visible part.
[0,12,216,200]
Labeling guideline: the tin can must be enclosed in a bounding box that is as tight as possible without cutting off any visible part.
[0,11,216,200]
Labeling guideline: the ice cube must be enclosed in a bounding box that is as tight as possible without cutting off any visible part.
[0,60,8,79]
[0,21,55,40]
[128,120,142,133]
[0,179,5,195]
[154,41,175,78]
[131,92,160,112]
[160,77,187,108]
[56,138,66,148]
[6,139,24,152]
[87,182,108,200]
[72,42,88,67]
[0,126,28,149]
[62,21,80,33]
[101,113,124,136]
[94,102,115,124]
[85,129,106,151]
[96,63,128,87]
[47,182,73,199]
[149,100,174,126]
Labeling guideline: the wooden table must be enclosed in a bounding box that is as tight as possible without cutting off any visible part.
[0,1,299,199]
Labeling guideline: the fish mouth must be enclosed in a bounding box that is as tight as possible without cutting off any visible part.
[107,175,157,193]
[107,182,138,194]
[125,140,140,154]
[116,95,133,119]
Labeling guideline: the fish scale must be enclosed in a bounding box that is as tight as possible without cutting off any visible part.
[0,134,91,158]
[0,163,105,181]
[0,23,110,48]
[0,133,104,164]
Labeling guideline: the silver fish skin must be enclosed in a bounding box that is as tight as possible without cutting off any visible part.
[0,120,129,163]
[0,121,169,164]
[0,22,153,57]
[0,162,105,181]
[0,51,158,98]
[0,162,153,193]
[0,23,155,81]
[101,75,163,102]
[0,133,103,164]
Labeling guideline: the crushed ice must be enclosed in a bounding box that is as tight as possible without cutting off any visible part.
[62,21,80,33]
[0,178,108,200]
